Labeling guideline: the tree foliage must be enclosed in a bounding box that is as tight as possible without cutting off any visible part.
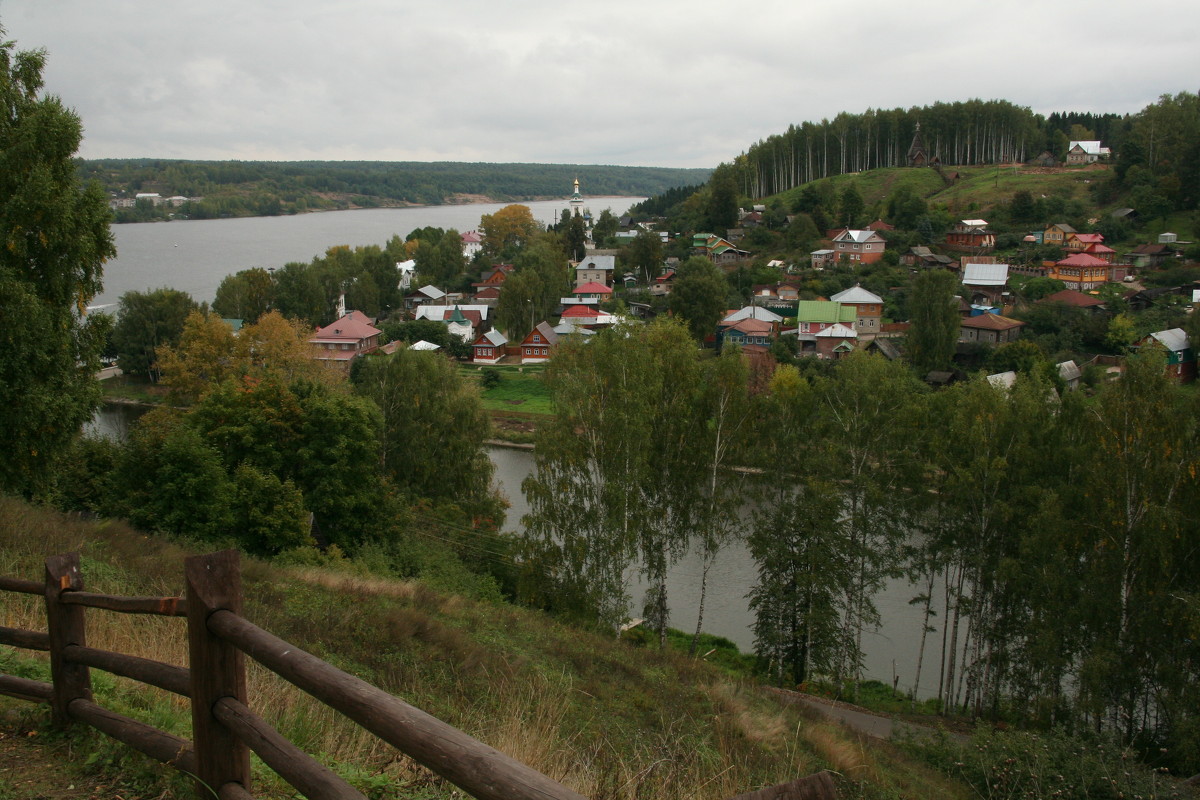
[906,269,960,375]
[352,349,496,516]
[0,33,115,496]
[668,257,729,342]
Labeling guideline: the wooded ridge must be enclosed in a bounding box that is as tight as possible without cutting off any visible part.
[78,159,712,222]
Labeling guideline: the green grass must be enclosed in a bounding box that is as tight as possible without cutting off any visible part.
[462,366,554,416]
[99,374,167,405]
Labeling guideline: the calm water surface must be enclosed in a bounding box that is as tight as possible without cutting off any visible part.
[94,198,643,309]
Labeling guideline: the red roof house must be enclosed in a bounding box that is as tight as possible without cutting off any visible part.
[309,311,382,367]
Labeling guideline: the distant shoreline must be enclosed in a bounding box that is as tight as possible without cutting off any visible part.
[111,195,646,225]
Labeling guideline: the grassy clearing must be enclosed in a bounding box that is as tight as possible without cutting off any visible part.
[0,498,971,800]
[98,374,168,405]
[461,364,555,417]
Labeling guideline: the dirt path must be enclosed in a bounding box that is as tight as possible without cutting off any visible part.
[766,688,967,743]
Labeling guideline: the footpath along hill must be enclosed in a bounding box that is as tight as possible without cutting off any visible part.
[0,497,964,800]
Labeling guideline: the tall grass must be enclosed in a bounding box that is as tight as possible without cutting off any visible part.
[0,497,963,799]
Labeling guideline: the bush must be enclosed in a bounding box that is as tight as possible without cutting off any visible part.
[901,725,1184,800]
[481,368,502,389]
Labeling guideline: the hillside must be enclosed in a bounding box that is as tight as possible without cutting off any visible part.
[77,159,711,222]
[0,497,965,800]
[773,163,1112,221]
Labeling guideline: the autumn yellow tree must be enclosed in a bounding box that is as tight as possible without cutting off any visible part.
[479,204,540,258]
[158,310,333,404]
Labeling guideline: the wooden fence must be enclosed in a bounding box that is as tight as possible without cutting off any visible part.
[0,549,835,800]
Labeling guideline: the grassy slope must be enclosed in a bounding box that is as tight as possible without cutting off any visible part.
[0,498,966,800]
[775,164,1105,219]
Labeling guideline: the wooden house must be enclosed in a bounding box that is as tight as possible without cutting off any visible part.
[1137,328,1195,383]
[1047,253,1110,291]
[945,220,995,250]
[519,322,559,364]
[1043,223,1076,248]
[959,313,1025,345]
[471,329,508,365]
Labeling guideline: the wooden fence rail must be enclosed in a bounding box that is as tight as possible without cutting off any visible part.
[0,549,835,800]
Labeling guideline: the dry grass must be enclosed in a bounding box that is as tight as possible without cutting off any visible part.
[0,497,963,799]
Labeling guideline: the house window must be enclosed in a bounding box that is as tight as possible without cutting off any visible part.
[865,244,873,250]
[533,335,541,343]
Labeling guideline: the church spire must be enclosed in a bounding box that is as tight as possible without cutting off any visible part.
[907,122,928,167]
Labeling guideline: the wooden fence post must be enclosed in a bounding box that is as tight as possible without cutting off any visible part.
[186,550,251,799]
[44,552,91,726]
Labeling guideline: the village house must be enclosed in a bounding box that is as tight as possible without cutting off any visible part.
[961,263,1010,308]
[1039,289,1107,313]
[1065,141,1111,165]
[721,318,775,349]
[414,304,491,336]
[694,233,750,266]
[649,268,676,296]
[945,219,995,250]
[519,321,559,364]
[566,281,613,306]
[574,254,616,288]
[1126,243,1176,269]
[1137,328,1195,383]
[810,249,837,269]
[1047,253,1110,291]
[902,246,957,270]
[1043,223,1075,248]
[308,310,381,368]
[396,259,416,291]
[779,301,859,358]
[461,230,484,260]
[558,304,617,328]
[404,284,447,312]
[1066,232,1106,253]
[830,229,887,264]
[959,313,1025,345]
[829,284,885,337]
[471,329,508,365]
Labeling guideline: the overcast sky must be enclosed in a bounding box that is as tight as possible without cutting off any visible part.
[2,0,1197,169]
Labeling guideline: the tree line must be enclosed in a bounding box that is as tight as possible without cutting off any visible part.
[519,319,1200,775]
[78,158,711,222]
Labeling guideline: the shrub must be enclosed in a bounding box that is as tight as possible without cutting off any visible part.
[900,725,1184,800]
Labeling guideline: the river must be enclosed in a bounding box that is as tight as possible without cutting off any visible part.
[92,198,643,310]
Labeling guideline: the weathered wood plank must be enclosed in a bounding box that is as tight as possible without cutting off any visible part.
[44,553,91,725]
[214,697,366,800]
[68,697,196,774]
[725,772,837,800]
[0,625,50,651]
[186,550,251,798]
[0,575,42,595]
[209,609,588,800]
[0,674,53,702]
[61,591,187,617]
[63,644,190,697]
[218,781,257,800]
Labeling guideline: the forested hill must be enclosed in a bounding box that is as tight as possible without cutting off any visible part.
[79,159,712,222]
[731,99,1133,198]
